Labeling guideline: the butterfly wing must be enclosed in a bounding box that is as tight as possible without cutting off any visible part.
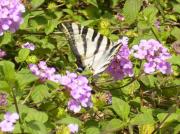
[58,22,121,75]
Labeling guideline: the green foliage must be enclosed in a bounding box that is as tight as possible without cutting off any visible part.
[112,97,130,121]
[123,0,142,24]
[0,0,179,133]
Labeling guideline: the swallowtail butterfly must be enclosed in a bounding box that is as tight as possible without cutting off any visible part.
[58,22,121,75]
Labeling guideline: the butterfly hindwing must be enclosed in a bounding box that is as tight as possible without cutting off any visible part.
[58,22,121,75]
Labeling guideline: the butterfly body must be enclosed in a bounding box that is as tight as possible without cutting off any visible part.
[58,22,121,75]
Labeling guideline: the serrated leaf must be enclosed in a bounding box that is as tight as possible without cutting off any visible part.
[59,116,82,126]
[0,61,15,82]
[142,5,158,24]
[123,0,142,24]
[130,113,155,125]
[112,97,130,121]
[121,80,140,95]
[31,85,50,103]
[139,124,154,134]
[103,119,127,132]
[25,109,48,123]
[16,69,38,89]
[16,48,30,63]
[86,127,100,134]
[140,75,157,88]
[45,20,59,35]
[26,121,47,134]
[31,0,45,9]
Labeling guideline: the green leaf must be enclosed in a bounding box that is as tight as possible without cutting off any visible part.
[59,116,82,126]
[25,109,48,123]
[103,119,127,132]
[174,124,180,134]
[140,75,157,88]
[15,48,30,63]
[31,0,45,9]
[20,13,30,29]
[171,27,180,40]
[0,32,12,45]
[130,113,155,125]
[112,0,120,7]
[45,20,59,35]
[157,113,179,123]
[112,97,130,121]
[86,127,100,134]
[0,81,10,93]
[0,61,15,82]
[31,85,50,103]
[16,69,38,89]
[9,104,48,123]
[123,0,142,24]
[121,80,140,95]
[173,4,180,14]
[168,55,180,66]
[142,5,158,24]
[25,121,47,134]
[86,0,98,7]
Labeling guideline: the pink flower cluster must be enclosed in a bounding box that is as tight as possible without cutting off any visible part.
[107,37,134,79]
[22,42,35,51]
[0,93,7,106]
[0,0,25,35]
[131,39,172,74]
[29,61,61,82]
[68,124,79,133]
[60,72,92,113]
[29,61,92,113]
[0,112,19,132]
[0,49,6,58]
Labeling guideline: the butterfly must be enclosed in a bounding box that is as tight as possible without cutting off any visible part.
[58,22,121,75]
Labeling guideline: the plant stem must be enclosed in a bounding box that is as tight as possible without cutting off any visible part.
[12,88,24,133]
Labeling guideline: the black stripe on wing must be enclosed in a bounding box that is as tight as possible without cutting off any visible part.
[105,39,111,50]
[94,34,104,54]
[58,23,85,69]
[92,30,98,41]
[81,27,88,56]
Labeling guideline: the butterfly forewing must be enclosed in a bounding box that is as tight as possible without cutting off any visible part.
[58,22,121,75]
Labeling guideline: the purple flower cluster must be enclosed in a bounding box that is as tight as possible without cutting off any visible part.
[107,37,134,80]
[0,93,7,106]
[115,13,125,21]
[60,72,92,113]
[0,112,19,132]
[22,42,35,51]
[29,61,61,82]
[131,39,172,74]
[0,0,25,36]
[29,62,92,113]
[0,49,6,58]
[68,124,79,133]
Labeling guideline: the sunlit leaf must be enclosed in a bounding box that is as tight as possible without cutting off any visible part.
[123,0,142,24]
[86,127,100,134]
[31,0,45,9]
[112,97,130,121]
[31,85,50,103]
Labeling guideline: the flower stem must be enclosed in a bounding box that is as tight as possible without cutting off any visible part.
[12,88,24,133]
